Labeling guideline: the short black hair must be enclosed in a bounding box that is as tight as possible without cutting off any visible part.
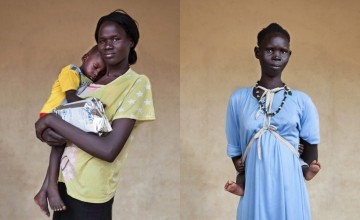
[257,23,290,46]
[95,9,139,65]
[81,45,99,63]
[87,45,99,56]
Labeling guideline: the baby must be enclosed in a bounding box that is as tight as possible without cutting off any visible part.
[34,45,106,216]
[225,141,321,196]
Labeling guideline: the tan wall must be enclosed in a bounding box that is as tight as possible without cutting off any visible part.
[180,0,360,219]
[1,0,360,220]
[0,0,179,219]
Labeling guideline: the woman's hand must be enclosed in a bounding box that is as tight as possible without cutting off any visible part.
[35,112,135,161]
[42,128,67,147]
[35,115,50,142]
[35,114,66,146]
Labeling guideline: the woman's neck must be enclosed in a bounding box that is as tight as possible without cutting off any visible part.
[258,76,283,89]
[95,64,130,85]
[106,64,130,78]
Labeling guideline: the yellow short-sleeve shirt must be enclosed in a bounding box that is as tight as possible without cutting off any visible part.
[40,64,92,113]
[59,69,155,203]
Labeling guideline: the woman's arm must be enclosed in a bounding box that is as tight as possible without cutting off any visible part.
[36,114,135,162]
[41,128,67,147]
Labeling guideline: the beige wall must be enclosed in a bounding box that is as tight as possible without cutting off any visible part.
[1,0,360,220]
[181,0,360,219]
[0,0,179,219]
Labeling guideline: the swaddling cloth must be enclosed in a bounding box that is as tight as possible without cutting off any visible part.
[53,98,112,135]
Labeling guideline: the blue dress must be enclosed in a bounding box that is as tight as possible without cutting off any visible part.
[226,87,319,220]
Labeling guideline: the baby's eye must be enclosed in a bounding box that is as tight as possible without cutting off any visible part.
[265,49,273,53]
[98,39,106,45]
[112,37,120,42]
[281,50,288,54]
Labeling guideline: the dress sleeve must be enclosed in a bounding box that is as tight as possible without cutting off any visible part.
[226,94,242,157]
[113,75,155,122]
[58,66,80,93]
[299,95,320,144]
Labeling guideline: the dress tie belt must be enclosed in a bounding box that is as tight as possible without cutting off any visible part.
[241,125,300,164]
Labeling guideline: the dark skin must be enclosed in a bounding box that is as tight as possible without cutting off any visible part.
[36,21,135,161]
[225,32,319,196]
[64,90,83,103]
[41,128,67,147]
[254,32,292,89]
[300,140,321,181]
[34,50,106,215]
[35,21,136,216]
[227,141,318,195]
[254,33,318,165]
[35,117,135,216]
[65,51,106,102]
[36,116,135,162]
[96,20,134,83]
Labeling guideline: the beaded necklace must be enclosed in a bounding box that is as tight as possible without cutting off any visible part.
[255,81,292,117]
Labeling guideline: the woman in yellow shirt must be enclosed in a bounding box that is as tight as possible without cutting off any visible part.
[35,9,155,220]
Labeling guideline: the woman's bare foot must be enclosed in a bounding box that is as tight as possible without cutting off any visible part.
[224,180,244,196]
[34,189,50,217]
[305,160,321,181]
[47,184,66,211]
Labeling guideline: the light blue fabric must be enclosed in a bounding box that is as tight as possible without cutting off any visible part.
[226,87,319,220]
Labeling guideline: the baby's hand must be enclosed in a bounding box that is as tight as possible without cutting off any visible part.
[298,143,304,155]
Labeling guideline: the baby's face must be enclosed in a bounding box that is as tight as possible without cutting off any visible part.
[83,53,106,81]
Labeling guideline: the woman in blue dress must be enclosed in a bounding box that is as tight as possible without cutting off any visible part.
[225,23,320,220]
